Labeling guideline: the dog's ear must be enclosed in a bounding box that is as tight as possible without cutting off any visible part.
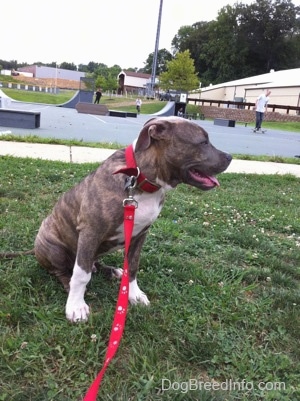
[135,119,168,151]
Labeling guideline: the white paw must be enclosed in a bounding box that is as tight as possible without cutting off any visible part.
[129,279,150,306]
[112,268,123,279]
[66,259,91,322]
[66,300,90,323]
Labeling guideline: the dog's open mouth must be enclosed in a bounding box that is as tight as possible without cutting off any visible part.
[188,168,220,190]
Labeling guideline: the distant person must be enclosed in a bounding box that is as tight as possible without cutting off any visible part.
[177,108,184,117]
[94,88,102,104]
[136,98,142,114]
[254,90,271,132]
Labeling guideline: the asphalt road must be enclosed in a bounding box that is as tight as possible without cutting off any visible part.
[1,101,300,158]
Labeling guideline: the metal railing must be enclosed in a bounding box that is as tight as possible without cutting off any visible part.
[188,98,300,115]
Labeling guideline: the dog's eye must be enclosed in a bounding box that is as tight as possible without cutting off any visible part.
[200,140,209,145]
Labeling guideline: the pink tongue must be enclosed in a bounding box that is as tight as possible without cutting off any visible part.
[190,169,220,187]
[209,176,220,186]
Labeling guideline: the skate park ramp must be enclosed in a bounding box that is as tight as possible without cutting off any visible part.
[58,90,94,108]
[152,101,175,116]
[0,89,13,108]
[0,88,93,109]
[0,89,11,99]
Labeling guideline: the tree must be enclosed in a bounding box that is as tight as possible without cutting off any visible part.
[95,75,106,90]
[0,59,18,70]
[46,62,57,68]
[159,50,199,92]
[202,4,250,83]
[78,63,89,73]
[59,62,77,71]
[288,24,300,68]
[172,22,214,86]
[143,48,173,74]
[94,64,121,92]
[171,25,195,54]
[170,0,300,84]
[238,0,300,73]
[109,64,122,78]
[86,61,100,73]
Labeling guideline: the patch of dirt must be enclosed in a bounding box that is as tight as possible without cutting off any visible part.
[13,75,82,90]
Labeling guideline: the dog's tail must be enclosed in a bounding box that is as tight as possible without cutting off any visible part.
[0,249,35,259]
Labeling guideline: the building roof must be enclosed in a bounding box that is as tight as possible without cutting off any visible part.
[119,70,152,79]
[202,68,300,91]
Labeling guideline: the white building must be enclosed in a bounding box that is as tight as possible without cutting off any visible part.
[190,68,300,109]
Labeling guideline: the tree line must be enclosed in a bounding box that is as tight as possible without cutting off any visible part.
[169,0,300,86]
[1,0,299,90]
[144,0,300,87]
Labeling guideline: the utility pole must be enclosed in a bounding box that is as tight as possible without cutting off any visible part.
[149,0,163,98]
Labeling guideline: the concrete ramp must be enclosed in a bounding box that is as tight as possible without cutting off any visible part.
[0,89,13,108]
[152,101,175,116]
[58,90,94,108]
[0,89,11,99]
[0,88,93,109]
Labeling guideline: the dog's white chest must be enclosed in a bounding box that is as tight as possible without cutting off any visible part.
[109,190,165,242]
[133,191,164,235]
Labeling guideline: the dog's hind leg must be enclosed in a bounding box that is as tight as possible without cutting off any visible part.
[34,234,75,292]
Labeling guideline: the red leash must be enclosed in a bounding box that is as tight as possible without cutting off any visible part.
[84,144,160,399]
[83,203,136,400]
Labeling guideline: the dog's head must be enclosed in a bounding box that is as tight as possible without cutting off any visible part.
[134,116,232,190]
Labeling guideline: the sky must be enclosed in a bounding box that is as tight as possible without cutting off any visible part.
[2,0,300,70]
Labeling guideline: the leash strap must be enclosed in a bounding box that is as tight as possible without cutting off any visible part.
[83,204,136,400]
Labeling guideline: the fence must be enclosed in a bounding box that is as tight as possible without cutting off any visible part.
[188,98,300,123]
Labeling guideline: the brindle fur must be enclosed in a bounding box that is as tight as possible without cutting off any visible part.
[34,117,231,298]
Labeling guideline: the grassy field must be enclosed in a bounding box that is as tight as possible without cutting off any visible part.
[0,156,299,400]
[0,88,77,105]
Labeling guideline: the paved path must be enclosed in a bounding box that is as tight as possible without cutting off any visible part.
[0,100,300,158]
[0,99,299,178]
[1,140,300,177]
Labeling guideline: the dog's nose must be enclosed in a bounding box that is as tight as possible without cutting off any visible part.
[226,153,232,162]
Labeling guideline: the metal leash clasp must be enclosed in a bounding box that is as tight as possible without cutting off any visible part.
[123,169,140,209]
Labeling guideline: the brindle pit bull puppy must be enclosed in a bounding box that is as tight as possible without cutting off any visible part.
[34,117,232,322]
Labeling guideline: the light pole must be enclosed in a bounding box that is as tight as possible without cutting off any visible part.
[55,63,60,94]
[149,0,163,98]
[55,63,58,94]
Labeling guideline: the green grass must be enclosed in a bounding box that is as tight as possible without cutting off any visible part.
[0,156,299,400]
[1,88,76,105]
[265,121,300,132]
[236,120,300,133]
[107,99,168,115]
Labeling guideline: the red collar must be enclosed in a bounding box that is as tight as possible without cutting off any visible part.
[114,144,161,193]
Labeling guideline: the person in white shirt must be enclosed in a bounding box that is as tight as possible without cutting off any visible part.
[254,90,271,132]
[136,98,142,114]
[177,107,184,117]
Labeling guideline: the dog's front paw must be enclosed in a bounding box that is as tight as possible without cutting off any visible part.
[66,301,90,323]
[112,268,123,279]
[129,279,150,306]
[96,263,123,280]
